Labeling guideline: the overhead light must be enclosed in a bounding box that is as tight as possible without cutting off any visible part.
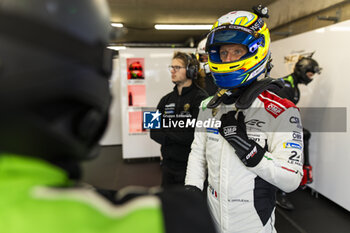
[111,23,124,28]
[154,24,212,30]
[315,28,325,33]
[107,46,127,51]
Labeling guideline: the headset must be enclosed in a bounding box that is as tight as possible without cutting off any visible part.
[185,53,198,79]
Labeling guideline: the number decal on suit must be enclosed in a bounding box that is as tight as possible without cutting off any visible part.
[289,151,300,161]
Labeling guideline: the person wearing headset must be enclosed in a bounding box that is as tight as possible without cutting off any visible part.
[0,1,216,233]
[185,6,303,233]
[150,51,208,187]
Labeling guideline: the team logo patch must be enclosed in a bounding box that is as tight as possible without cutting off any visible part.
[289,116,302,129]
[292,131,302,141]
[223,126,237,136]
[258,91,295,118]
[283,142,302,150]
[207,128,219,134]
[245,146,257,160]
[266,103,283,117]
[246,119,265,128]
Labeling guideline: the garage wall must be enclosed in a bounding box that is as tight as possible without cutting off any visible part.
[270,19,350,211]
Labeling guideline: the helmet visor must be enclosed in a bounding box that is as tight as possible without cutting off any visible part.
[207,29,256,47]
[207,29,263,63]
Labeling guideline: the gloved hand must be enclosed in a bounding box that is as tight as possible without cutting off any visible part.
[300,165,313,188]
[219,111,265,167]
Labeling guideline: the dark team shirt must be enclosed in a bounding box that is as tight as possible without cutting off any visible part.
[275,74,300,104]
[150,83,208,170]
[204,73,218,96]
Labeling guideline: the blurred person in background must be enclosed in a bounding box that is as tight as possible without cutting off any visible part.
[275,56,322,210]
[150,52,208,187]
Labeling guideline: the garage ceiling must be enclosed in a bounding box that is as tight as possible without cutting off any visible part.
[108,0,276,47]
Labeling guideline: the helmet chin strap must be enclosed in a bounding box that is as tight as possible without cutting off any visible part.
[207,88,230,109]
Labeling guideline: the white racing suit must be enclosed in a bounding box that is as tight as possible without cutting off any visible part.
[185,90,303,233]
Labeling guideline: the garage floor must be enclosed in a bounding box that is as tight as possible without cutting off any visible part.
[81,145,350,233]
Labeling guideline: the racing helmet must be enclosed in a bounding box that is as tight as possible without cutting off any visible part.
[196,38,208,62]
[206,11,271,89]
[294,57,321,85]
[196,38,210,73]
[0,0,114,161]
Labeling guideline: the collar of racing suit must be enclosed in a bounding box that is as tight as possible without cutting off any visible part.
[207,78,284,110]
[235,78,284,109]
[222,87,246,105]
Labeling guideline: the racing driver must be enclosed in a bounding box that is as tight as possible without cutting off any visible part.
[185,6,304,233]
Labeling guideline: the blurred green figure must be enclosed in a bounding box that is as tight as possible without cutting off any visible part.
[0,1,216,233]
